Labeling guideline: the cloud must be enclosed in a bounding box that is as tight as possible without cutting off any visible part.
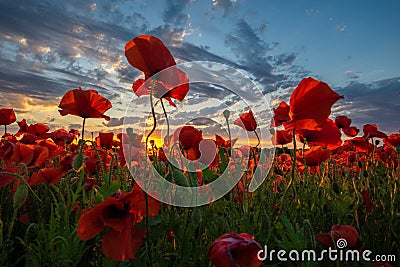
[162,0,192,26]
[334,77,400,133]
[223,19,306,88]
[211,0,237,17]
[344,70,361,80]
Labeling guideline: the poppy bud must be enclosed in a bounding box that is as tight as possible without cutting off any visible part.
[73,153,84,171]
[14,184,28,210]
[126,127,134,138]
[223,110,230,120]
[363,170,369,178]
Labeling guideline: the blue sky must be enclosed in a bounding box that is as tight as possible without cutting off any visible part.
[0,0,399,136]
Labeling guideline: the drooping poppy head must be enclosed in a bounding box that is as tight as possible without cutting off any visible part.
[58,88,112,121]
[283,77,344,131]
[208,232,263,267]
[0,108,16,126]
[234,110,257,131]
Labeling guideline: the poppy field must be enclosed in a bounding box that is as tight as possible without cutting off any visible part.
[0,35,399,267]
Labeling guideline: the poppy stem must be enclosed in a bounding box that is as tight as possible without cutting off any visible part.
[160,99,170,150]
[81,117,86,143]
[291,130,297,182]
[144,79,157,267]
[4,125,6,136]
[254,130,260,147]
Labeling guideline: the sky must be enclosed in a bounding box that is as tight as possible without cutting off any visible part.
[0,0,399,141]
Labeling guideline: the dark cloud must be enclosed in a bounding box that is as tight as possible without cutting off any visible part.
[223,19,305,88]
[334,77,400,133]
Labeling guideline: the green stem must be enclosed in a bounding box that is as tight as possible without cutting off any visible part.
[81,117,86,144]
[225,117,232,156]
[291,130,297,183]
[160,99,170,150]
[144,79,157,267]
[254,130,260,147]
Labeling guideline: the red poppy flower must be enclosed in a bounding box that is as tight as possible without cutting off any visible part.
[29,167,65,187]
[58,88,112,121]
[0,108,16,126]
[273,101,290,127]
[343,137,374,153]
[297,119,342,150]
[125,35,176,78]
[177,126,203,150]
[17,119,50,136]
[335,115,359,137]
[96,132,114,150]
[317,225,364,250]
[234,110,257,131]
[384,133,400,147]
[334,115,351,128]
[274,129,292,145]
[77,186,160,261]
[362,124,387,139]
[50,129,76,145]
[157,148,167,162]
[296,146,331,166]
[283,77,344,131]
[215,135,238,148]
[208,232,263,267]
[125,35,189,107]
[9,143,49,168]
